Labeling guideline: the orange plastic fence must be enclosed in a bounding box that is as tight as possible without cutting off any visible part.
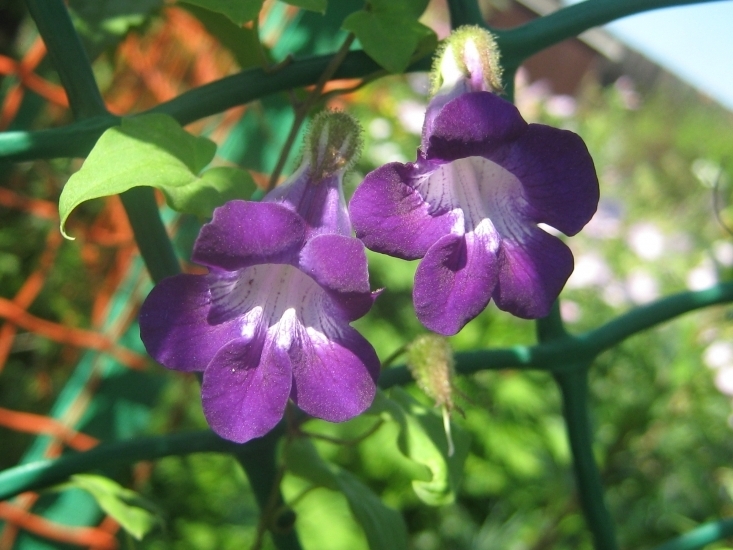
[0,7,247,548]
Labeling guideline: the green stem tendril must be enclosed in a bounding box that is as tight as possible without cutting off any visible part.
[266,33,356,191]
[555,368,618,550]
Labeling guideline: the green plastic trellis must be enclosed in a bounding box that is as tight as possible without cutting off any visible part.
[1,1,732,549]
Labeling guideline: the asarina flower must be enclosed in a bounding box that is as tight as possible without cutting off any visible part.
[350,26,599,335]
[139,112,380,444]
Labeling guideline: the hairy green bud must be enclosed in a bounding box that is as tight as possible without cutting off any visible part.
[430,25,503,96]
[305,110,363,181]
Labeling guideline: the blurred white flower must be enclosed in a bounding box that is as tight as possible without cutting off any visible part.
[407,73,430,96]
[368,142,407,165]
[715,366,733,396]
[686,257,717,291]
[713,241,733,267]
[583,200,623,239]
[396,99,426,135]
[627,222,665,261]
[545,95,576,118]
[626,270,659,304]
[567,253,612,289]
[614,76,640,110]
[602,281,628,308]
[692,158,727,188]
[368,118,392,140]
[704,341,733,370]
[561,300,581,323]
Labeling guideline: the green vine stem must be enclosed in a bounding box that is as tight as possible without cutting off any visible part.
[25,0,107,120]
[233,431,302,550]
[26,0,181,284]
[0,430,241,501]
[447,0,486,29]
[555,368,618,550]
[535,301,618,549]
[379,281,733,387]
[652,518,733,550]
[495,0,728,70]
[118,186,181,282]
[3,0,723,163]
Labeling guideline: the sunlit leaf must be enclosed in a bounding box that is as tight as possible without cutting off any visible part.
[68,0,162,58]
[342,10,435,73]
[368,389,470,505]
[178,0,264,25]
[181,4,262,69]
[286,438,408,550]
[280,0,327,14]
[70,474,160,540]
[59,114,255,237]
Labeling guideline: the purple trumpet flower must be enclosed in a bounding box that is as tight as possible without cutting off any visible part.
[139,112,380,443]
[350,27,599,335]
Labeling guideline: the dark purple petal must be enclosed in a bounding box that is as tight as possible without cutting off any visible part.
[289,323,379,422]
[265,167,351,239]
[350,162,457,260]
[193,201,305,271]
[413,229,500,335]
[298,234,370,294]
[424,92,527,162]
[201,334,292,443]
[492,227,575,319]
[498,124,599,235]
[139,274,240,372]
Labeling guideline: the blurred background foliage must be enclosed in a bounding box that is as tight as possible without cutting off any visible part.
[1,0,733,549]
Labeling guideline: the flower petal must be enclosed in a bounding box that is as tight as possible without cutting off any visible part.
[492,227,575,319]
[193,201,305,271]
[424,92,527,162]
[350,162,457,260]
[265,166,351,238]
[289,321,379,422]
[298,233,377,321]
[201,334,292,443]
[139,274,241,372]
[299,234,370,294]
[413,225,500,335]
[499,123,599,236]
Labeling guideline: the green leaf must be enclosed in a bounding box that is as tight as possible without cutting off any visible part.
[164,166,257,218]
[68,0,163,59]
[368,389,470,505]
[280,0,327,14]
[60,114,255,237]
[181,3,262,69]
[70,474,160,540]
[178,0,264,25]
[286,438,408,550]
[369,0,429,18]
[342,10,435,73]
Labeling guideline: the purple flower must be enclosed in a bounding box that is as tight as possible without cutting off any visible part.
[139,112,380,443]
[349,27,599,335]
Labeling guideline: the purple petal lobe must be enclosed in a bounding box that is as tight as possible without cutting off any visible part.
[414,226,500,335]
[424,92,527,161]
[139,274,240,372]
[265,166,351,239]
[493,227,574,319]
[299,234,370,294]
[500,124,599,235]
[289,321,379,422]
[350,162,456,259]
[202,334,292,443]
[193,201,305,270]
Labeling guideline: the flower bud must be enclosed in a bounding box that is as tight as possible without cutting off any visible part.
[306,110,363,182]
[406,334,455,410]
[430,25,503,96]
